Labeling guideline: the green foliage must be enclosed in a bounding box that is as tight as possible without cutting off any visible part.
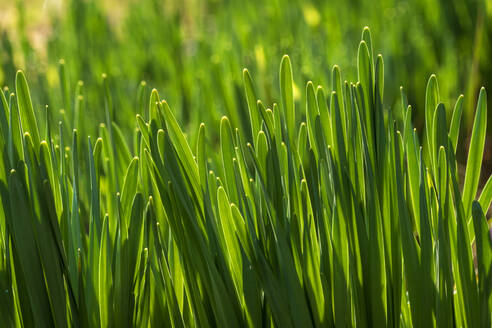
[3,0,492,146]
[1,27,492,327]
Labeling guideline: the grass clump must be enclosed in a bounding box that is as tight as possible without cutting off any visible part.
[0,27,491,327]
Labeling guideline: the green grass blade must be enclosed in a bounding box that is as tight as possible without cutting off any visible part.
[243,68,261,141]
[462,87,487,219]
[121,156,140,222]
[98,214,112,327]
[471,201,492,327]
[280,55,295,146]
[449,94,464,152]
[306,81,320,159]
[15,71,40,148]
[7,169,53,327]
[424,75,439,165]
[478,175,492,214]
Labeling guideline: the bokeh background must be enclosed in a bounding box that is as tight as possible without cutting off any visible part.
[0,0,491,180]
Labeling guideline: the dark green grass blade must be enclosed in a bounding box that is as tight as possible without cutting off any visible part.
[471,201,492,327]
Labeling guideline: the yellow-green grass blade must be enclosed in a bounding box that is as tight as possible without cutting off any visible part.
[280,55,295,146]
[447,137,479,327]
[243,68,261,142]
[462,87,487,226]
[221,116,240,206]
[357,41,375,167]
[424,74,439,169]
[120,156,140,223]
[478,175,492,214]
[305,82,320,160]
[15,71,40,149]
[8,93,22,168]
[449,94,464,152]
[98,214,112,327]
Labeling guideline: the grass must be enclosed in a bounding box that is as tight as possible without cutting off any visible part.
[3,0,492,142]
[0,26,491,327]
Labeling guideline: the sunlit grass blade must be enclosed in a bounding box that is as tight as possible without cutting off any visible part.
[449,94,464,152]
[243,69,261,141]
[280,55,295,146]
[15,71,40,148]
[462,87,487,220]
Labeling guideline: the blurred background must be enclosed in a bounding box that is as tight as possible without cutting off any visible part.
[0,0,491,179]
